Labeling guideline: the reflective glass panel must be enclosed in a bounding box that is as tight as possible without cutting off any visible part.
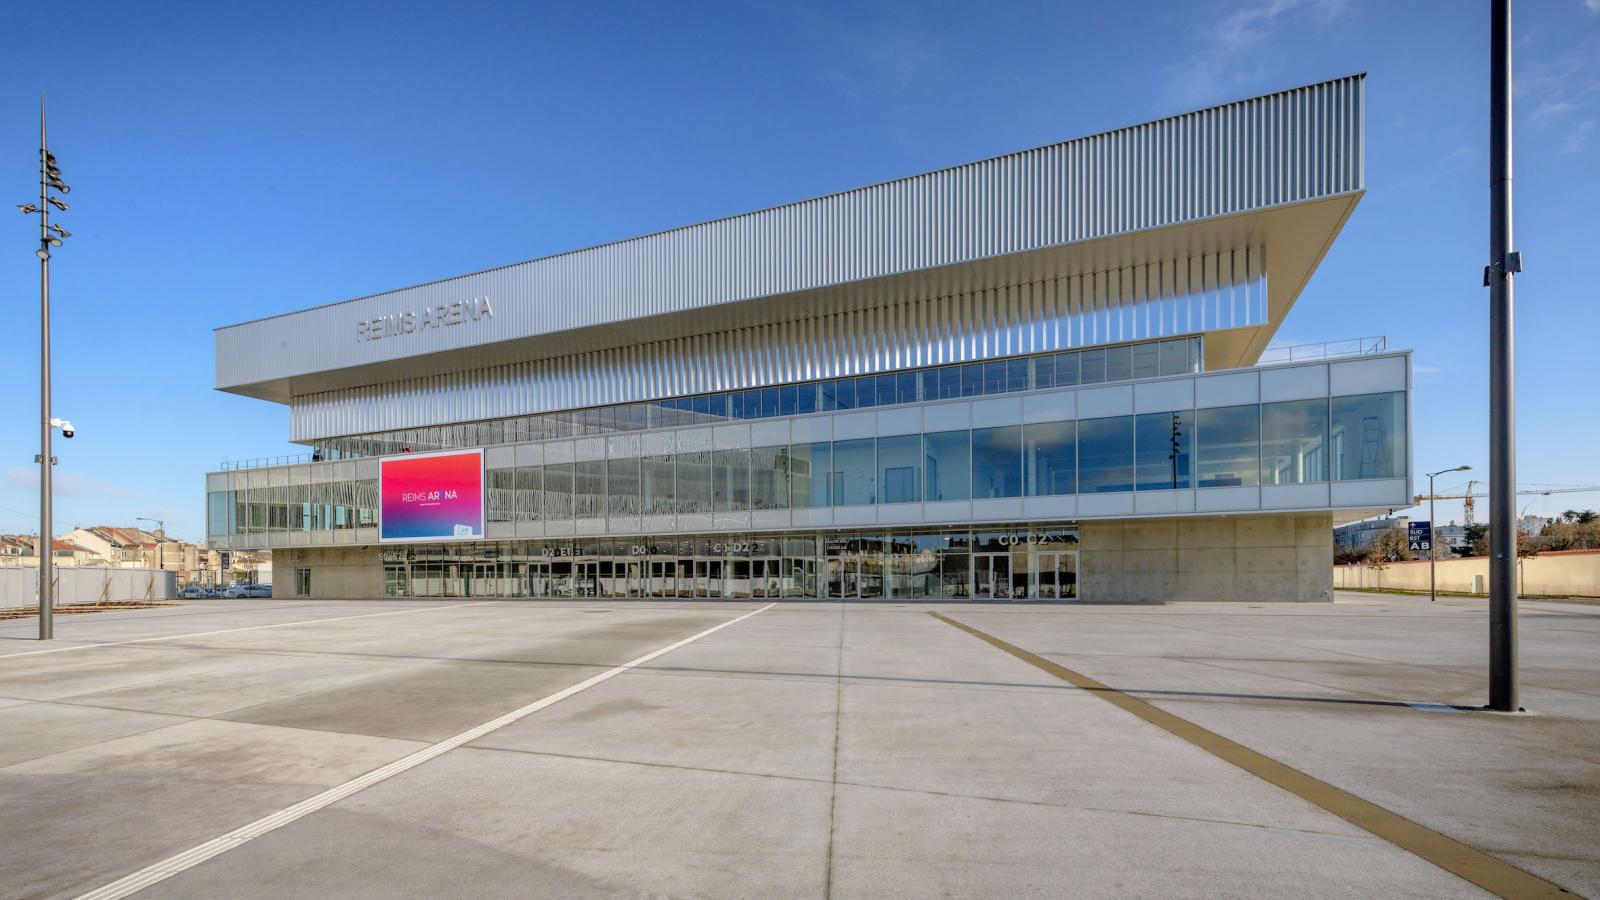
[642,455,675,515]
[1078,416,1135,493]
[574,461,606,518]
[488,469,517,523]
[606,457,641,517]
[1079,349,1106,384]
[789,442,832,508]
[1262,399,1328,484]
[1104,345,1132,382]
[1131,343,1161,379]
[543,463,574,519]
[675,451,712,514]
[1331,392,1406,480]
[1135,410,1192,490]
[1024,421,1077,496]
[878,434,921,504]
[751,445,788,510]
[714,448,751,512]
[923,430,970,501]
[1195,405,1260,487]
[1055,351,1079,386]
[832,438,876,506]
[516,466,541,521]
[971,426,1022,498]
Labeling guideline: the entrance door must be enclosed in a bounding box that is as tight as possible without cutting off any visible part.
[827,555,854,598]
[973,553,1012,600]
[467,562,497,597]
[527,562,551,597]
[1034,552,1079,600]
[748,558,781,599]
[648,560,675,597]
[826,554,884,599]
[574,561,599,597]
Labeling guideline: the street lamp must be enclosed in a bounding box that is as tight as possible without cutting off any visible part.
[17,99,73,640]
[1427,465,1472,603]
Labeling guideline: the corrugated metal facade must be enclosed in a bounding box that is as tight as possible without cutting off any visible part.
[220,75,1364,398]
[290,250,1264,440]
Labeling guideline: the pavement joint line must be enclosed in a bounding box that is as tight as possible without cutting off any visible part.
[928,611,1577,900]
[458,743,1370,840]
[0,601,500,659]
[71,601,776,900]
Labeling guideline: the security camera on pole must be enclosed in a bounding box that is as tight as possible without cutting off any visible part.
[16,98,74,640]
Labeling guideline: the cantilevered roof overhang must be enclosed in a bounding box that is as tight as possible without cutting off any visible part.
[217,74,1365,404]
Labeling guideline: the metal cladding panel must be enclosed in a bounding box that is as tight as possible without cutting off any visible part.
[289,250,1264,440]
[222,76,1363,393]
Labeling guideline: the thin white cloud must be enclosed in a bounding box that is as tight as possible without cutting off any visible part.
[1516,31,1600,153]
[1169,0,1352,106]
[4,467,139,500]
[1563,119,1595,153]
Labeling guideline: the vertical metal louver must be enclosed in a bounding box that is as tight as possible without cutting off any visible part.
[220,76,1363,395]
[290,250,1266,441]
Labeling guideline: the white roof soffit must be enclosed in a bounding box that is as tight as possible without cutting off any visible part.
[218,74,1365,403]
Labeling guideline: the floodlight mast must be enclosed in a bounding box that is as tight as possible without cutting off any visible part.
[17,98,72,640]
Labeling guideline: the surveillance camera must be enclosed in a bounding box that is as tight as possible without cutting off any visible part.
[60,421,75,439]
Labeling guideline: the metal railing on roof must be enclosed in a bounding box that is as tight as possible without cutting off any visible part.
[1257,336,1387,365]
[217,453,320,471]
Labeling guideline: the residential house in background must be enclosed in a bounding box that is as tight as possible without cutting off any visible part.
[1334,517,1408,554]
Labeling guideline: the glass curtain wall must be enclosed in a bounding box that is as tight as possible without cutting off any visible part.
[311,337,1204,460]
[211,392,1409,542]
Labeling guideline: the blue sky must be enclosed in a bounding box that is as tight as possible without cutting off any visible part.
[1,0,1597,541]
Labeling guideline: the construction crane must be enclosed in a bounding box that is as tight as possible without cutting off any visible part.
[1412,483,1600,526]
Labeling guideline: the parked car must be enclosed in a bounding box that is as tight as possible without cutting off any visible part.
[222,584,272,598]
[179,586,208,599]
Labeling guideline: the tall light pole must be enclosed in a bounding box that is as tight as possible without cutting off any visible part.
[17,99,73,641]
[1486,0,1522,712]
[1426,465,1471,602]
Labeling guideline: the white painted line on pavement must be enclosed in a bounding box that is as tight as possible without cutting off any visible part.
[73,602,776,900]
[0,601,500,659]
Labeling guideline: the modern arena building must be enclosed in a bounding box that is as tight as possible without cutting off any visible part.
[205,74,1412,603]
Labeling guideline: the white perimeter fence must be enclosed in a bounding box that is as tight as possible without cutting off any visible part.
[0,567,178,607]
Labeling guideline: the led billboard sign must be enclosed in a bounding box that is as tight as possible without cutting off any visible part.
[378,449,485,543]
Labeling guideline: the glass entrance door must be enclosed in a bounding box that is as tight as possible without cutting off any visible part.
[1034,552,1078,600]
[750,558,783,599]
[827,555,862,598]
[973,553,1011,600]
[526,562,552,597]
[574,561,599,597]
[826,553,884,599]
[648,559,676,597]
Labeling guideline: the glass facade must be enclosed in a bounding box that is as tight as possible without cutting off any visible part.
[971,427,1022,499]
[206,479,378,538]
[1330,392,1406,480]
[209,392,1408,540]
[1262,399,1329,485]
[1195,405,1260,488]
[1134,411,1192,491]
[303,337,1204,461]
[923,430,970,501]
[376,524,1078,601]
[1078,416,1134,493]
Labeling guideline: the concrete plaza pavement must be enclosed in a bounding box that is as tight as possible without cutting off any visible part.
[0,593,1595,898]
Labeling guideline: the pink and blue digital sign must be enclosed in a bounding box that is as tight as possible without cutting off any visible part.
[379,449,485,543]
